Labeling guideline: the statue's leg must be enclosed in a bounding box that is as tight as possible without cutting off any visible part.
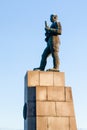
[40,45,51,70]
[50,42,60,70]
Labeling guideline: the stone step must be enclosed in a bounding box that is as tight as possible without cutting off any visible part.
[25,71,65,87]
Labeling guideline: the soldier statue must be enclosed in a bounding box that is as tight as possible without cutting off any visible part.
[34,14,62,71]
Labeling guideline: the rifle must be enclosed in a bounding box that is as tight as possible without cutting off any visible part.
[45,21,48,28]
[45,21,50,42]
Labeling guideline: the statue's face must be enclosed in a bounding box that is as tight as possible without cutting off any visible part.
[50,15,57,22]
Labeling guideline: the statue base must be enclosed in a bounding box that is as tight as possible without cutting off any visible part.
[24,71,77,130]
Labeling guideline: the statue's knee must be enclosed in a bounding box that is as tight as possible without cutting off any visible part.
[42,53,46,60]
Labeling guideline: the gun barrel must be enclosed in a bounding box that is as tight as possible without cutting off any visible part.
[45,21,47,27]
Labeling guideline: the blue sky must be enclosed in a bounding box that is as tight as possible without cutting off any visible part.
[0,0,87,129]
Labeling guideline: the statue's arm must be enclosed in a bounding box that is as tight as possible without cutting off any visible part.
[46,22,62,35]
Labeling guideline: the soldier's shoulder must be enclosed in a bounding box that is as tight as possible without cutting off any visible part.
[55,21,61,26]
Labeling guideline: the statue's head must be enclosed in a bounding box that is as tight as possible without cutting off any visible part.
[50,14,58,22]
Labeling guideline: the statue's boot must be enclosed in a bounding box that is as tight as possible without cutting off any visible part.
[46,68,60,72]
[33,67,44,71]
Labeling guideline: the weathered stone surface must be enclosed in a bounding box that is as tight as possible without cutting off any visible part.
[47,87,65,101]
[24,85,27,102]
[24,71,77,130]
[40,71,53,86]
[24,118,27,130]
[26,86,47,101]
[26,117,36,130]
[48,117,69,130]
[25,71,65,87]
[66,87,73,101]
[27,102,36,117]
[24,73,28,102]
[70,117,77,130]
[36,86,47,101]
[36,117,48,130]
[36,101,56,116]
[53,72,65,86]
[27,71,40,86]
[56,102,75,116]
[27,87,36,101]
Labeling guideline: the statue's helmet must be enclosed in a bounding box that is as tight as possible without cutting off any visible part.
[50,14,58,21]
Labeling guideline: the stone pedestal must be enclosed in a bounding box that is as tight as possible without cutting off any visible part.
[23,71,77,130]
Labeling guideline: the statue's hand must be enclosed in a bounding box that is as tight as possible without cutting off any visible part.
[45,26,50,31]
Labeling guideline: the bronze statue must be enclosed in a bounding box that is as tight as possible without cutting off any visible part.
[34,14,62,71]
